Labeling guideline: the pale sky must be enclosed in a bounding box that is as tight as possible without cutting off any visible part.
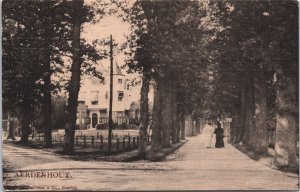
[82,0,143,103]
[83,16,131,68]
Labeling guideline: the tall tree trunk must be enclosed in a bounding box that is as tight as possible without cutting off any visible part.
[274,69,298,171]
[138,72,150,158]
[176,110,181,142]
[43,71,52,147]
[151,80,162,153]
[176,92,182,142]
[63,0,83,154]
[180,113,185,140]
[19,100,32,144]
[171,104,178,143]
[231,110,240,143]
[6,112,16,140]
[243,77,255,151]
[42,13,53,148]
[5,34,16,141]
[161,77,172,148]
[237,79,246,144]
[253,66,268,155]
[171,81,179,144]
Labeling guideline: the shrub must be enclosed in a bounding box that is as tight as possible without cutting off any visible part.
[120,122,128,129]
[97,123,107,130]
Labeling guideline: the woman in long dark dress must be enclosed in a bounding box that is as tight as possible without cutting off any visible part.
[214,122,224,148]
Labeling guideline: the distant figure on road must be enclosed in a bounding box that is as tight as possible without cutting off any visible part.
[214,122,225,148]
[202,123,214,148]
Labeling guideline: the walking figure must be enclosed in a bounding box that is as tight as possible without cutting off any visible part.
[214,122,225,148]
[202,123,214,148]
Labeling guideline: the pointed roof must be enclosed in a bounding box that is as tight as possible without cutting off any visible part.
[112,61,124,76]
[94,61,124,76]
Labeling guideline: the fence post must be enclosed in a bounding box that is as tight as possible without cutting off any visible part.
[128,137,131,149]
[147,135,150,142]
[117,138,120,152]
[91,136,94,147]
[97,132,99,139]
[137,136,139,146]
[123,137,126,151]
[133,137,136,148]
[83,136,86,148]
[100,135,103,150]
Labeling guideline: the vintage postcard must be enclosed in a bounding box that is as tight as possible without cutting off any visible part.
[2,0,299,191]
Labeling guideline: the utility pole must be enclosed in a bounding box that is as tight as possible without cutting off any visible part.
[108,35,113,153]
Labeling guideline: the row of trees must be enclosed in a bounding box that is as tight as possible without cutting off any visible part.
[2,0,106,153]
[123,0,298,170]
[3,0,298,171]
[3,0,216,157]
[210,1,298,171]
[121,1,219,158]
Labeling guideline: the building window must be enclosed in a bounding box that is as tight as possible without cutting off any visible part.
[78,101,85,105]
[99,117,107,123]
[91,91,99,101]
[118,91,124,101]
[118,79,122,84]
[91,101,98,105]
[100,110,107,117]
[117,112,123,117]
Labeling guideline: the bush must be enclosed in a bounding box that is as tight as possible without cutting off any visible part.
[112,122,118,129]
[96,122,120,129]
[97,123,107,130]
[119,122,128,129]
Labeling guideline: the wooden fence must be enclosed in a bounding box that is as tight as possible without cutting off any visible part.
[34,133,152,152]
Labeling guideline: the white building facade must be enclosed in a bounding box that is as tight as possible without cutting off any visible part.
[76,62,133,129]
